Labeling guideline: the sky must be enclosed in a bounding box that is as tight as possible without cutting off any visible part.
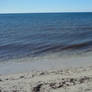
[0,0,92,13]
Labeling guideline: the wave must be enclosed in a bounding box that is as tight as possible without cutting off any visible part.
[0,39,92,61]
[33,40,92,55]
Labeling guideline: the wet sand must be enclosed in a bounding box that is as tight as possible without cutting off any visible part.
[0,54,92,75]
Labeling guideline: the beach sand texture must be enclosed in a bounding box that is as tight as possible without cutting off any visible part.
[0,66,92,92]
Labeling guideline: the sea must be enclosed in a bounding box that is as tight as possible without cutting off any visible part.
[0,12,92,74]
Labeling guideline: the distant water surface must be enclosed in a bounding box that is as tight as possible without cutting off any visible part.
[0,13,92,61]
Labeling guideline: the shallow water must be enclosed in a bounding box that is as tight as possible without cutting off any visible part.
[0,53,92,75]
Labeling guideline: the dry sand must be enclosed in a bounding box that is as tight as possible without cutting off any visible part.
[0,66,92,92]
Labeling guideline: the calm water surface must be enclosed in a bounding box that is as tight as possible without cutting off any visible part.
[0,13,92,61]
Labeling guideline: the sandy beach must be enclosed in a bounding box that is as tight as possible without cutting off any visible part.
[0,66,92,92]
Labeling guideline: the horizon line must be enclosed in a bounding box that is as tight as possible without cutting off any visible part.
[0,11,92,14]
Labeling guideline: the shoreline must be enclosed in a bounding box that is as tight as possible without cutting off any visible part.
[0,66,92,92]
[0,54,92,75]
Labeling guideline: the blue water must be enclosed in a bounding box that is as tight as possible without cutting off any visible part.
[0,13,92,61]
